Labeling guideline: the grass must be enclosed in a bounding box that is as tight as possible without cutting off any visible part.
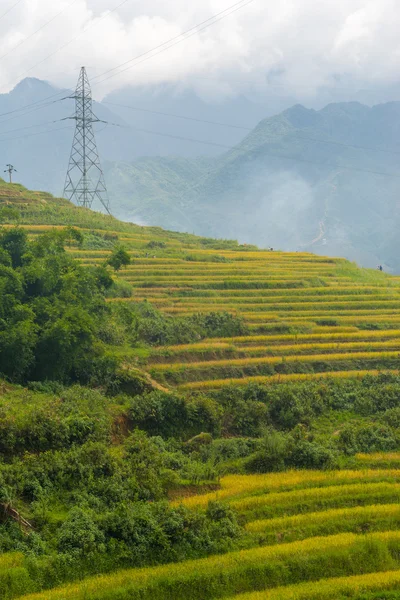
[245,504,400,542]
[177,370,400,390]
[173,470,400,508]
[17,532,400,600]
[151,350,400,372]
[225,570,400,600]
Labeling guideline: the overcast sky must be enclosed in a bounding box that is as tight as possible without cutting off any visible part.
[0,0,399,104]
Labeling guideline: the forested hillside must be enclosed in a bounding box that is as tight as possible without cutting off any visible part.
[108,101,400,272]
[3,181,400,599]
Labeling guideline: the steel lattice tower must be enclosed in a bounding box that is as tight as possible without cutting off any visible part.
[63,67,110,214]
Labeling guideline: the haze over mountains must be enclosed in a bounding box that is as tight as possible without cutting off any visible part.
[3,78,400,271]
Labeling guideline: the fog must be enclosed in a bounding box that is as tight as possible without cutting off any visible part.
[1,0,400,108]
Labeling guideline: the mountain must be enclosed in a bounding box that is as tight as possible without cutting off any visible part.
[102,82,272,156]
[0,78,144,203]
[108,101,400,272]
[0,78,269,210]
[4,79,400,271]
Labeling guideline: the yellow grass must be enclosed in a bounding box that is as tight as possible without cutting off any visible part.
[228,569,400,600]
[231,481,400,514]
[18,531,400,600]
[206,330,400,344]
[178,370,399,390]
[173,469,400,508]
[357,453,400,463]
[246,503,400,533]
[153,349,400,372]
[0,552,24,569]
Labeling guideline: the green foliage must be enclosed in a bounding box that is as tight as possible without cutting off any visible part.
[0,206,20,223]
[146,240,166,249]
[244,429,335,473]
[129,391,221,439]
[83,231,118,249]
[107,246,131,271]
[0,228,122,384]
[0,227,27,267]
[134,303,248,346]
[58,508,105,556]
[339,422,399,455]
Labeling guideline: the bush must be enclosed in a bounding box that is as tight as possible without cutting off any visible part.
[339,422,399,455]
[129,391,221,439]
[244,432,288,473]
[133,303,248,346]
[287,439,336,470]
[58,508,105,556]
[109,369,152,397]
[107,246,131,271]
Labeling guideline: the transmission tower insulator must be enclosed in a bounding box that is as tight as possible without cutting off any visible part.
[63,67,110,214]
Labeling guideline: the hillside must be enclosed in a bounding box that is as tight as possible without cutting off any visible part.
[6,79,400,271]
[109,101,400,272]
[3,181,400,599]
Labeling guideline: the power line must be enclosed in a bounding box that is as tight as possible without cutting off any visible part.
[0,124,73,143]
[0,0,255,122]
[6,0,133,91]
[0,0,23,22]
[102,100,251,130]
[109,121,232,148]
[102,99,400,159]
[0,118,66,138]
[0,0,80,63]
[0,96,67,123]
[294,134,400,158]
[0,0,255,124]
[106,121,400,179]
[92,0,257,87]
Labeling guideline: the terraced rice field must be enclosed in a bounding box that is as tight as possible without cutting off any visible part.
[16,467,400,600]
[34,223,399,391]
[7,184,400,600]
[8,197,400,390]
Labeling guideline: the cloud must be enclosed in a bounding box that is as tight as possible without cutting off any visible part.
[0,0,399,102]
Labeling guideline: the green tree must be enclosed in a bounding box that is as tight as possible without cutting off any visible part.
[0,207,20,223]
[107,246,131,271]
[58,508,104,556]
[0,228,27,268]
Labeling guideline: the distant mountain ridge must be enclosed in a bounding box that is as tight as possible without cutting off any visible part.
[3,78,400,271]
[107,100,400,272]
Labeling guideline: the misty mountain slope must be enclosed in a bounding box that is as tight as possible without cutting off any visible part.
[108,100,400,270]
[105,156,212,229]
[102,83,272,156]
[185,102,400,267]
[0,78,146,198]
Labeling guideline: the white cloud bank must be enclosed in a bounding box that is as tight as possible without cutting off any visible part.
[0,0,399,101]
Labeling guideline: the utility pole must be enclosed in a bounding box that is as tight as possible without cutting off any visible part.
[4,164,17,184]
[63,67,110,214]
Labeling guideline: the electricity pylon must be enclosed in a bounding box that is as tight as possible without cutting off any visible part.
[4,164,17,184]
[63,67,110,214]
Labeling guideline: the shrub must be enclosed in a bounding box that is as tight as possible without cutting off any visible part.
[129,391,221,439]
[244,431,288,473]
[58,508,105,556]
[339,423,399,455]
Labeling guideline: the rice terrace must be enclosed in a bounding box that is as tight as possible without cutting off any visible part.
[0,177,400,600]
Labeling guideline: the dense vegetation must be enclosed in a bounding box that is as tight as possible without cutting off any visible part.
[2,181,400,598]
